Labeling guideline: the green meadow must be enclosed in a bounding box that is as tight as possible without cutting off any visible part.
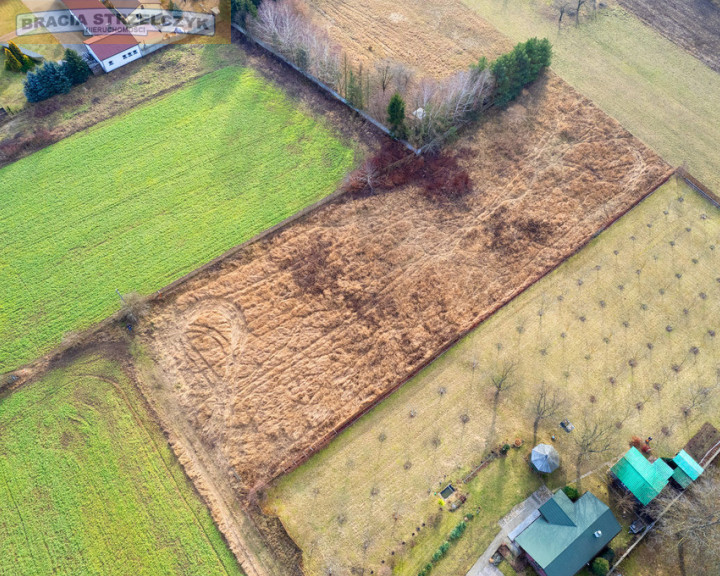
[0,354,243,575]
[0,65,355,370]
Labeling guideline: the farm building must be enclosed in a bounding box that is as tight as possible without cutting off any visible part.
[61,0,167,72]
[512,490,620,576]
[669,449,704,489]
[84,31,142,72]
[610,447,673,506]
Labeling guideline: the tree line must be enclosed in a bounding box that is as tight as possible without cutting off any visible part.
[24,49,91,103]
[239,0,551,149]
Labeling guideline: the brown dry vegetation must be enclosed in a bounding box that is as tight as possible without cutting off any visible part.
[617,0,720,74]
[305,0,510,78]
[140,72,670,493]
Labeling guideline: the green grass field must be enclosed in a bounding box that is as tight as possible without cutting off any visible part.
[0,353,243,575]
[267,176,720,576]
[461,0,720,193]
[0,65,355,371]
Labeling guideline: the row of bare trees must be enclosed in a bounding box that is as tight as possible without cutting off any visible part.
[246,0,494,148]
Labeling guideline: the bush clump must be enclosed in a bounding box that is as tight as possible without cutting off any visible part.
[448,521,466,542]
[563,485,579,501]
[591,557,610,576]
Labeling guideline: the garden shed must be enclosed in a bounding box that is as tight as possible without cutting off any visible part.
[669,449,704,489]
[610,447,673,506]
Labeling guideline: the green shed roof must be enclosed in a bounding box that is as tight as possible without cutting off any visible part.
[611,447,673,506]
[515,491,621,576]
[671,467,693,489]
[673,450,703,481]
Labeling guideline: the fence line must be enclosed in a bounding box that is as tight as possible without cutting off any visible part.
[231,22,421,155]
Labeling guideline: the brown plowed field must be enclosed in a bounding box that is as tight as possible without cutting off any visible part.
[142,72,670,491]
[618,0,720,74]
[306,0,509,77]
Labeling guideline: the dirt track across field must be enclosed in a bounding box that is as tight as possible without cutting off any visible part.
[617,0,720,74]
[141,71,670,491]
[306,0,509,78]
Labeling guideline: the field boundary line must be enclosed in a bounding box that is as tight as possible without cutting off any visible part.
[677,167,720,207]
[231,23,421,155]
[266,168,682,484]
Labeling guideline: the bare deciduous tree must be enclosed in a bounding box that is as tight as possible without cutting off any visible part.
[250,0,341,88]
[652,469,720,573]
[489,360,517,401]
[574,418,614,489]
[532,382,564,444]
[550,0,573,25]
[408,67,493,147]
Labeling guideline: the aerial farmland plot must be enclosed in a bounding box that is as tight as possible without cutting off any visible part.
[0,352,243,576]
[459,0,720,193]
[267,175,720,576]
[0,65,356,372]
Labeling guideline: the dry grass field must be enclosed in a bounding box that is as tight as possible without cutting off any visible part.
[305,0,509,78]
[267,176,720,576]
[460,0,720,193]
[139,70,669,499]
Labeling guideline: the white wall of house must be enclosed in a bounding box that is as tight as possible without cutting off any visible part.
[89,45,141,72]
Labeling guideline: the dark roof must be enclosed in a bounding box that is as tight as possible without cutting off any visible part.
[611,447,673,505]
[515,491,621,576]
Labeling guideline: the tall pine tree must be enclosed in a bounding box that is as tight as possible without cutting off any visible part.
[386,92,406,139]
[63,49,91,85]
[24,71,49,103]
[38,61,72,96]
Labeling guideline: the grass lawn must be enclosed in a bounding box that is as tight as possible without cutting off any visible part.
[0,0,65,110]
[267,175,720,576]
[461,0,720,193]
[0,353,243,575]
[0,65,355,372]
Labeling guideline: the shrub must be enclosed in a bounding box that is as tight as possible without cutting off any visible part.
[563,485,579,501]
[591,557,610,576]
[7,41,35,71]
[600,548,616,563]
[501,443,511,454]
[448,521,466,542]
[4,49,22,72]
[63,49,91,85]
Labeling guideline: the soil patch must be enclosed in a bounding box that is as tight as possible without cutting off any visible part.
[141,72,670,491]
[617,0,720,73]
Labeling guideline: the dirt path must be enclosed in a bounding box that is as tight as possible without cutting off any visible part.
[140,72,670,493]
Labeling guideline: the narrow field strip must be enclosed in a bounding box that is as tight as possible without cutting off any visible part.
[0,65,355,371]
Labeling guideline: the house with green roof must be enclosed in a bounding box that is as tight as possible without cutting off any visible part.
[610,447,673,506]
[513,490,621,576]
[669,449,704,489]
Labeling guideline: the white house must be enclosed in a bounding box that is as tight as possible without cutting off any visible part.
[83,30,141,72]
